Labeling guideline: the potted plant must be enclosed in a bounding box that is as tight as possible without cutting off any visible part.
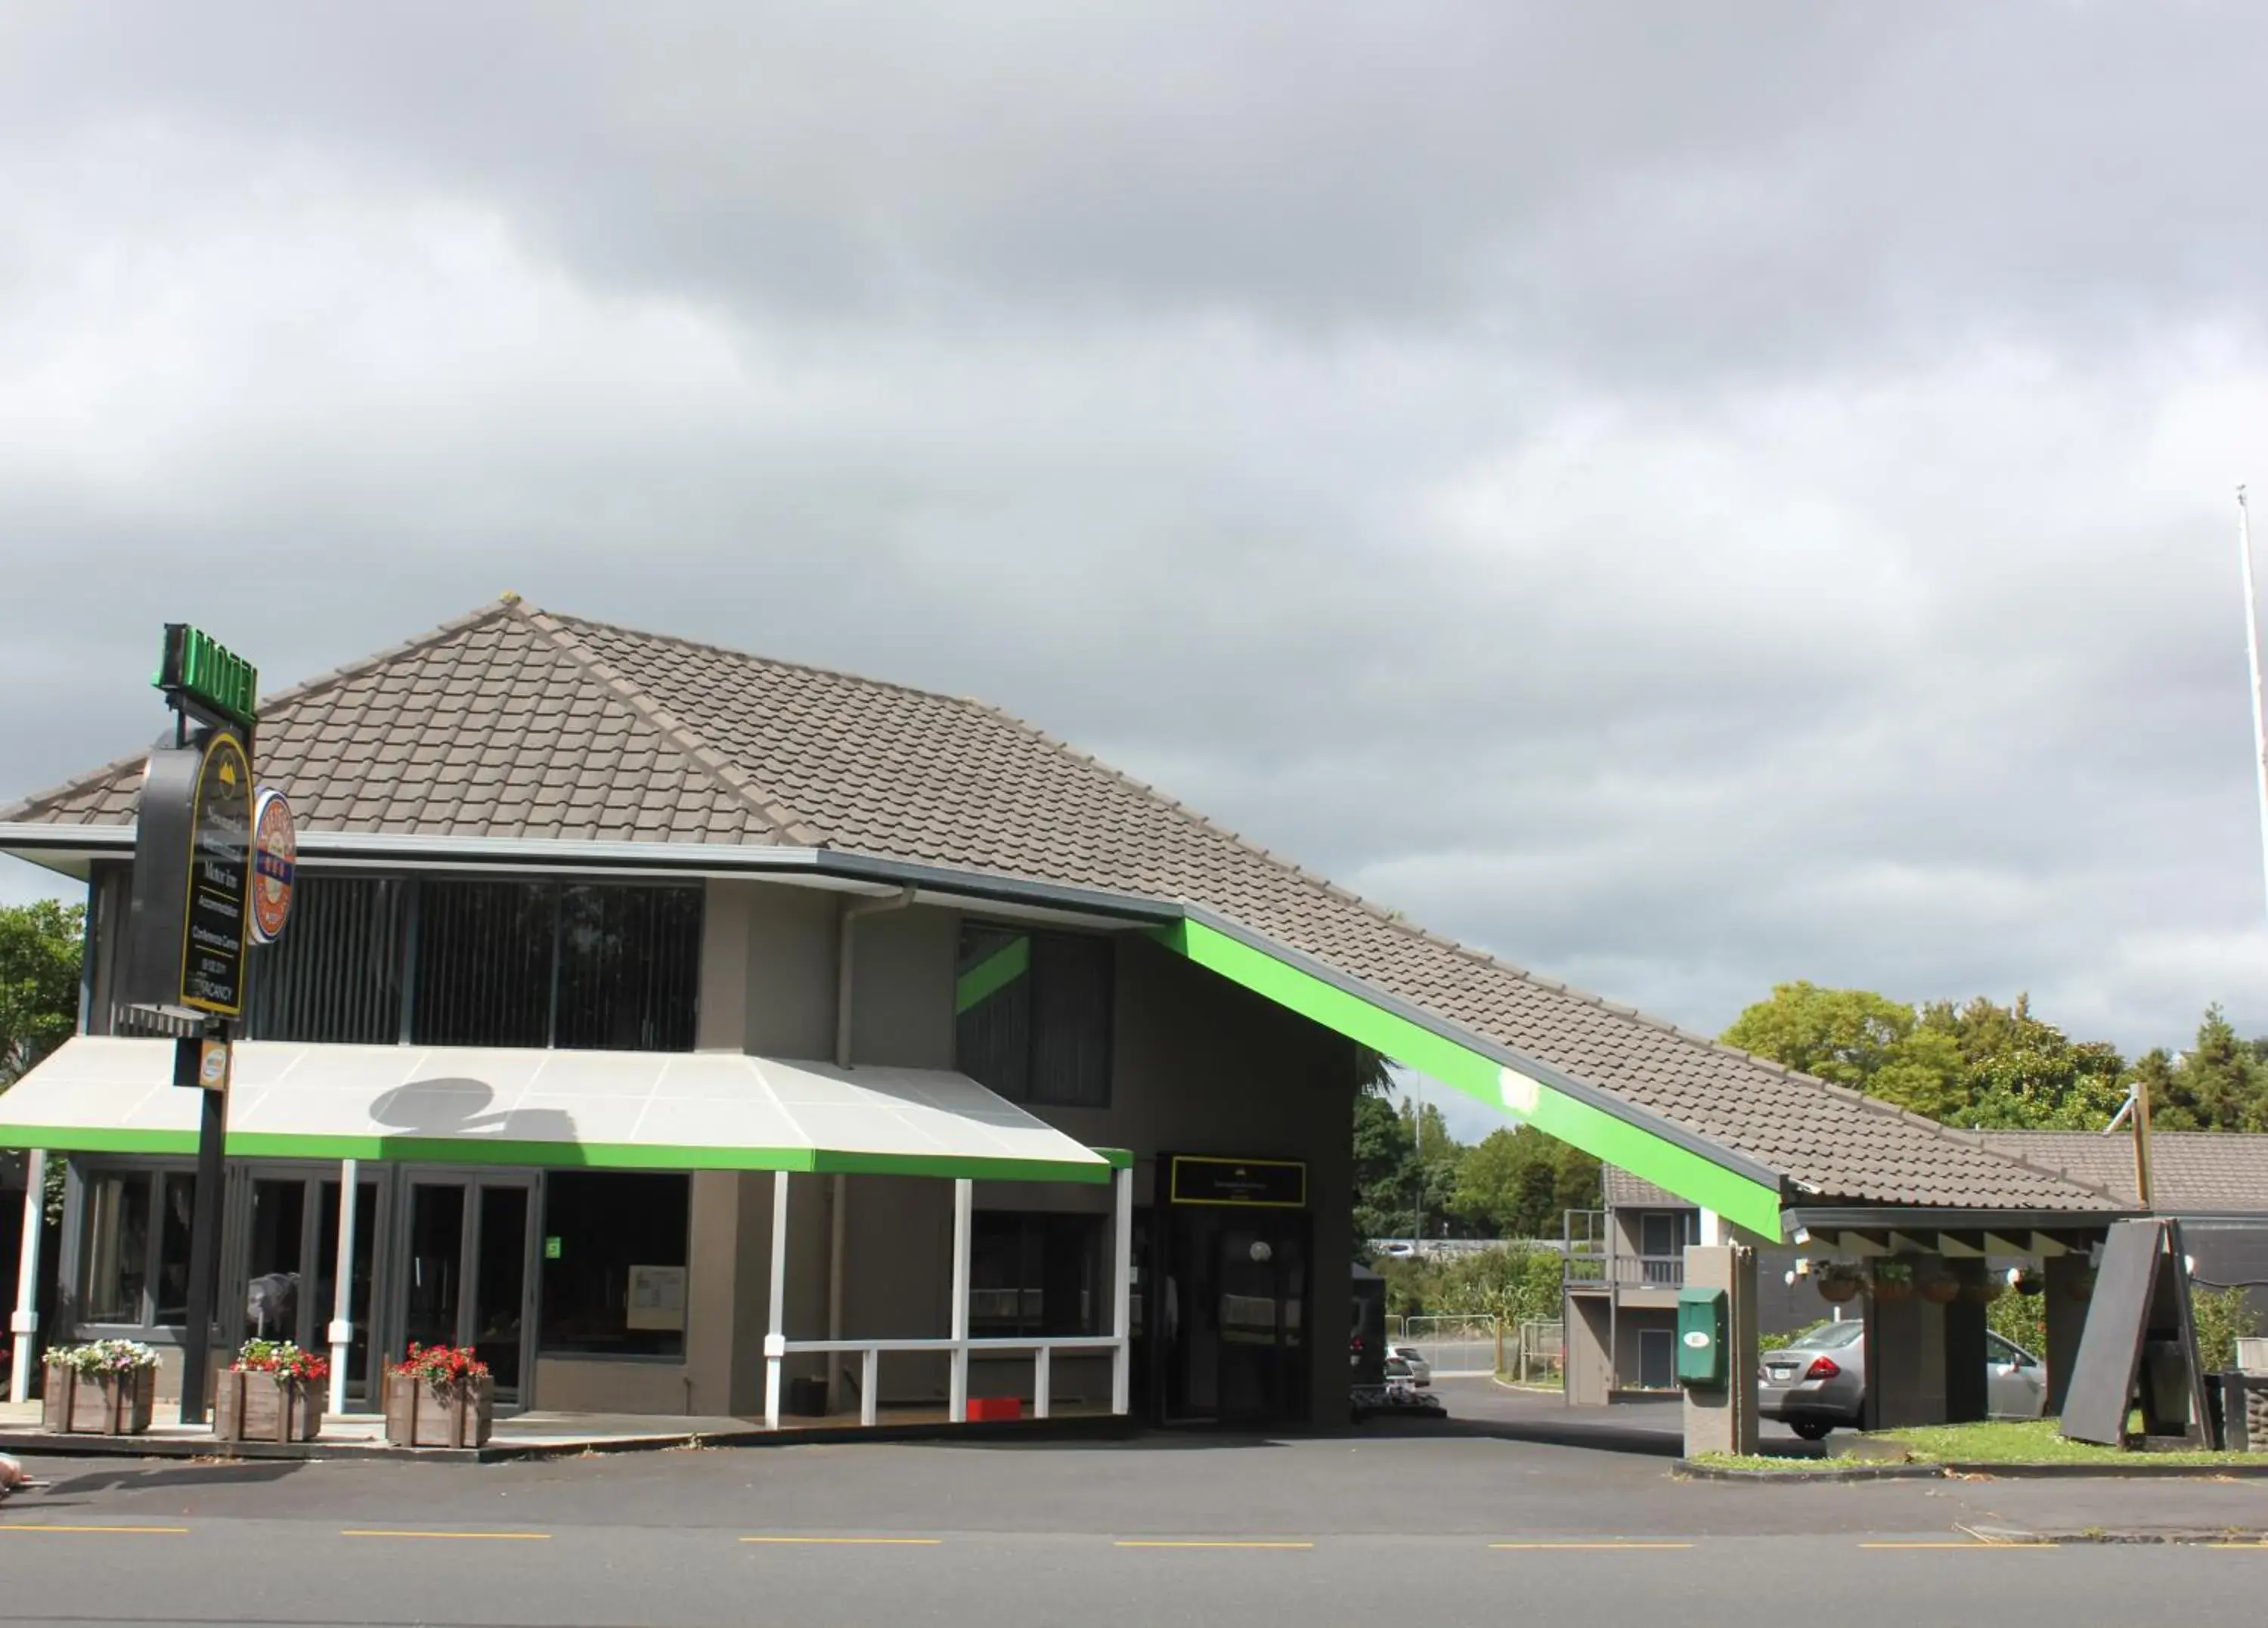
[1815,1263,1863,1304]
[215,1339,330,1444]
[384,1344,493,1449]
[1871,1260,1916,1303]
[1963,1274,2006,1305]
[42,1340,160,1436]
[1918,1269,1962,1306]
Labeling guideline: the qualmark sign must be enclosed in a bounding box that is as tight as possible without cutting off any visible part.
[120,729,256,1020]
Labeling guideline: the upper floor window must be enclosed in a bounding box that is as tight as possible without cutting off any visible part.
[954,923,1113,1108]
[243,876,701,1051]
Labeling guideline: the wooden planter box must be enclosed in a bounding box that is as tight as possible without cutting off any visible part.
[41,1366,156,1436]
[383,1373,494,1449]
[214,1372,326,1444]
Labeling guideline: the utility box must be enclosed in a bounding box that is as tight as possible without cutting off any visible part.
[1676,1286,1727,1388]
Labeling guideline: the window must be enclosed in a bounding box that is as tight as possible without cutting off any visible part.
[77,1168,198,1328]
[968,1212,1107,1337]
[955,924,1113,1108]
[246,877,405,1043]
[240,876,702,1052]
[537,1172,690,1358]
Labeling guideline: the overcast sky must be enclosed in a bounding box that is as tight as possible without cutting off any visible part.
[4,4,2266,1113]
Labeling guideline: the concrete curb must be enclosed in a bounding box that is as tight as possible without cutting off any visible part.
[1677,1456,2268,1483]
[0,1413,1139,1466]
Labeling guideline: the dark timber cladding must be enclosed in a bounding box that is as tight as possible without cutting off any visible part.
[0,598,2135,1234]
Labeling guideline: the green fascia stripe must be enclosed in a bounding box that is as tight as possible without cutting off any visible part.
[1152,919,1784,1240]
[1090,1146,1135,1169]
[954,934,1031,1014]
[0,1127,1108,1185]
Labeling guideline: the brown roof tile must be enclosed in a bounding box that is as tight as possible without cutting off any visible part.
[1,600,2121,1213]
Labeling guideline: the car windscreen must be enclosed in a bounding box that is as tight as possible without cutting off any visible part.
[1790,1320,1866,1351]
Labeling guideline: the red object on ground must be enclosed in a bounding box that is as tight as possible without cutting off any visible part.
[965,1397,1024,1422]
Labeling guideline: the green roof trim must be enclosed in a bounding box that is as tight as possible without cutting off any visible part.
[1153,916,1784,1240]
[0,1125,1109,1185]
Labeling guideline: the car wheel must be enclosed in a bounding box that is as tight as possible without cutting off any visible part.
[1789,1419,1833,1441]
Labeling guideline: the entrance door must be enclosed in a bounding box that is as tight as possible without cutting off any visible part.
[228,1168,387,1404]
[393,1175,537,1407]
[1637,1327,1675,1391]
[1162,1208,1310,1425]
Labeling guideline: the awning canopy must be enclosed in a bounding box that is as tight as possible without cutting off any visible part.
[0,1037,1115,1184]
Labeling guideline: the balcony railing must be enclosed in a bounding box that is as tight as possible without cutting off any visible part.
[1562,1253,1686,1289]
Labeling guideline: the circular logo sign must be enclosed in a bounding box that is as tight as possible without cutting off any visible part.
[1683,1331,1711,1349]
[249,788,297,945]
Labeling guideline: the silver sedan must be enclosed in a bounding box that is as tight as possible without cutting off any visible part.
[1757,1318,2048,1440]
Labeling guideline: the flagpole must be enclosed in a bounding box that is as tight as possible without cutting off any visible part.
[2238,486,2268,926]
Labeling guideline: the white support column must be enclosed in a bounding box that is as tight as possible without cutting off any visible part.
[326,1160,358,1416]
[948,1178,972,1423]
[860,1346,878,1428]
[825,1174,847,1415]
[1111,1164,1133,1416]
[1034,1345,1052,1420]
[764,1169,790,1430]
[9,1150,45,1405]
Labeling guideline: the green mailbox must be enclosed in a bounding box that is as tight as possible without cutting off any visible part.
[1675,1286,1727,1388]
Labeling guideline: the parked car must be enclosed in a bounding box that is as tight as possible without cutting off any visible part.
[1758,1319,2049,1439]
[1386,1345,1432,1386]
[1383,1356,1418,1395]
[1379,1242,1417,1260]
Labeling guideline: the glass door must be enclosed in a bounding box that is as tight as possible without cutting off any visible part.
[392,1174,537,1408]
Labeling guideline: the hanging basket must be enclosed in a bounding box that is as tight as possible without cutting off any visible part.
[1918,1276,1963,1306]
[1817,1273,1862,1305]
[1963,1278,2006,1305]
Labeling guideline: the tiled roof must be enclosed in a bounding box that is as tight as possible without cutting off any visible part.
[1978,1132,2268,1213]
[1603,1166,1691,1210]
[2,600,2124,1214]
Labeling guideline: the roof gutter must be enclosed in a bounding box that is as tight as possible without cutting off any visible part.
[1783,1206,2142,1236]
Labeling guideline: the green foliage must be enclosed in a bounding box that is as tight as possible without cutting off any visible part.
[2189,1283,2263,1373]
[1722,984,2129,1130]
[1375,1244,1566,1326]
[2137,1007,2268,1132]
[1352,1090,1418,1240]
[1987,1284,2047,1358]
[0,899,83,1087]
[1452,1126,1600,1240]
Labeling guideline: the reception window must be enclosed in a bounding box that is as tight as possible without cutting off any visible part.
[968,1212,1107,1338]
[76,1166,198,1329]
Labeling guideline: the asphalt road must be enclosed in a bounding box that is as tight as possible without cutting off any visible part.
[2,1383,2262,1628]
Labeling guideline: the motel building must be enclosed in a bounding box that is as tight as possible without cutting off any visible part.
[1,600,2133,1441]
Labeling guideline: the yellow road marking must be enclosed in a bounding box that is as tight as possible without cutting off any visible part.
[0,1524,191,1535]
[740,1537,943,1546]
[1115,1540,1313,1549]
[1490,1541,1693,1550]
[339,1530,551,1541]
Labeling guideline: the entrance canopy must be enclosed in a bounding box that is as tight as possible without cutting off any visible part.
[0,1036,1114,1184]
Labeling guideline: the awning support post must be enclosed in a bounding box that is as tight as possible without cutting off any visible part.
[860,1346,878,1428]
[9,1150,45,1405]
[764,1169,789,1430]
[949,1177,972,1424]
[326,1159,358,1416]
[1034,1345,1051,1420]
[825,1174,847,1415]
[1111,1164,1132,1416]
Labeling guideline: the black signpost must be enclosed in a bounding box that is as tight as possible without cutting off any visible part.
[114,625,268,1425]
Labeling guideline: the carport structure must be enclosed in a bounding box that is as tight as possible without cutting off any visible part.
[0,599,2132,1431]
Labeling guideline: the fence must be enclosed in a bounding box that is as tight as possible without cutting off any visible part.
[1392,1314,1501,1378]
[1514,1319,1563,1384]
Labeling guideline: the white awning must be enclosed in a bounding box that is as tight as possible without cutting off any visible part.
[0,1037,1117,1184]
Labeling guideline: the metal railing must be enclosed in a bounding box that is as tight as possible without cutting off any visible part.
[1561,1254,1685,1289]
[773,1335,1126,1427]
[1514,1318,1563,1383]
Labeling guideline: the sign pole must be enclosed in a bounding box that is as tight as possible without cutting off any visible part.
[177,1038,229,1424]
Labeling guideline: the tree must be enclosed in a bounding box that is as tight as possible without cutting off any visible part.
[1925,995,2124,1131]
[1452,1126,1600,1240]
[2133,1007,2268,1132]
[1721,982,1919,1090]
[0,899,82,1087]
[1352,1089,1417,1242]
